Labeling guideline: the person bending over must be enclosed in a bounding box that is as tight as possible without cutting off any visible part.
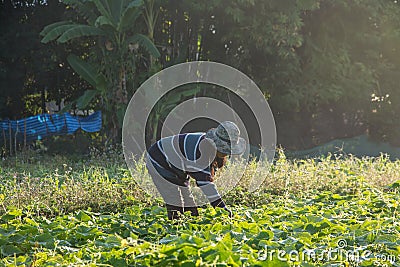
[146,121,246,220]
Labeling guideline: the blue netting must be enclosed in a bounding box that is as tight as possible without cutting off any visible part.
[0,111,102,142]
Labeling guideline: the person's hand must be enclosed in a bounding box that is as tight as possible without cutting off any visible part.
[224,206,233,218]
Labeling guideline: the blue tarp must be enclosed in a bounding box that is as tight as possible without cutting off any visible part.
[0,111,102,142]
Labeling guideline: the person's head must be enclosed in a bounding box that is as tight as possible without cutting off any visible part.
[205,121,246,156]
[205,121,246,175]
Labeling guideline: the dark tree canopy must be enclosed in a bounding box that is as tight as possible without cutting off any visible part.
[1,0,400,149]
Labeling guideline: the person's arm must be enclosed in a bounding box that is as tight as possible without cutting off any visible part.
[190,171,232,217]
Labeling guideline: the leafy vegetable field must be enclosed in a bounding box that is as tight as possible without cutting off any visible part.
[1,151,399,266]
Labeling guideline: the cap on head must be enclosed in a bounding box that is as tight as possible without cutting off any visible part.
[205,121,246,155]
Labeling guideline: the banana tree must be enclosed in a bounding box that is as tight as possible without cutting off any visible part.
[40,0,160,142]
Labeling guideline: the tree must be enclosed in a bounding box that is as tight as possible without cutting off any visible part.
[161,0,400,148]
[0,0,78,119]
[40,0,160,142]
[291,0,400,147]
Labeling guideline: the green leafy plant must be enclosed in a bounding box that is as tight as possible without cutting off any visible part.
[40,0,161,142]
[1,152,399,266]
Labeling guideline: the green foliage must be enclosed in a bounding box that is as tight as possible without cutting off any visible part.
[1,152,399,265]
[0,1,81,119]
[40,0,161,142]
[126,34,161,58]
[65,54,109,111]
[66,54,99,88]
[173,0,400,148]
[0,174,399,265]
[3,0,400,150]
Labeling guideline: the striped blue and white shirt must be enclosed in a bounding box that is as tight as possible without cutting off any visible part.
[147,133,225,207]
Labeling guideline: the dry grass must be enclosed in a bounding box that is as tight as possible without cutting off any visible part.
[1,149,399,216]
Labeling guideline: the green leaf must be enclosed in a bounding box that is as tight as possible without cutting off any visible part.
[162,243,198,256]
[118,6,141,32]
[220,233,233,251]
[306,215,323,223]
[126,0,143,9]
[8,234,25,244]
[294,232,313,246]
[2,209,22,221]
[374,234,398,245]
[126,34,160,58]
[41,24,77,43]
[34,233,55,249]
[374,200,386,208]
[57,25,106,43]
[95,15,115,28]
[67,54,98,87]
[246,230,274,248]
[8,209,22,217]
[76,210,92,222]
[24,217,38,226]
[95,73,108,93]
[40,21,71,37]
[181,262,196,267]
[105,235,121,246]
[91,0,113,23]
[76,90,98,109]
[106,0,144,28]
[304,223,319,234]
[117,0,143,31]
[59,102,73,113]
[388,181,400,189]
[109,0,128,25]
[1,245,23,257]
